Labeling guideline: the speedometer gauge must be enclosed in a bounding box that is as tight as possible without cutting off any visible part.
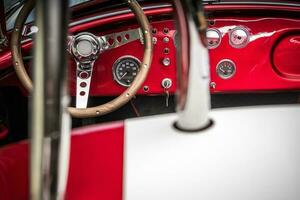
[113,56,141,87]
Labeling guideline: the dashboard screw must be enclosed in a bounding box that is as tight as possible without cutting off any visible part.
[210,82,216,89]
[163,28,169,34]
[152,28,157,34]
[209,20,215,26]
[163,48,169,54]
[152,37,157,44]
[143,86,149,92]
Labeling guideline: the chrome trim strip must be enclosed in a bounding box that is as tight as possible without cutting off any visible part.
[204,2,300,8]
[69,3,172,27]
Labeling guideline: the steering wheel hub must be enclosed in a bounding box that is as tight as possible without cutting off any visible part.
[70,33,101,64]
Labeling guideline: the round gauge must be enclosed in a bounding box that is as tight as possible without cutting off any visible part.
[216,59,236,79]
[229,27,249,48]
[206,28,221,49]
[113,56,141,87]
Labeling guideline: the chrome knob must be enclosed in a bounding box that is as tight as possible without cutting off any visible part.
[162,58,171,66]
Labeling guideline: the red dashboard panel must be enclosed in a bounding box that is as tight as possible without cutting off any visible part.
[273,34,300,79]
[1,4,300,95]
[208,17,300,93]
[69,20,177,96]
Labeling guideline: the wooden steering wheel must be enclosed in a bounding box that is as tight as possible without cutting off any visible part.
[11,0,153,118]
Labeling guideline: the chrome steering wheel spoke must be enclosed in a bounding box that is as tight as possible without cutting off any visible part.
[68,28,142,109]
[69,33,100,109]
[76,63,94,108]
[99,28,143,51]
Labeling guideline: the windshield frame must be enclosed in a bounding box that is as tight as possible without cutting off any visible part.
[203,0,300,7]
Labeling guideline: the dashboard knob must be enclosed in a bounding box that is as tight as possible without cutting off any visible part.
[163,37,170,43]
[162,57,171,66]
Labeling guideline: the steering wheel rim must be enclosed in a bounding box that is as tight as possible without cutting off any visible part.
[11,0,153,118]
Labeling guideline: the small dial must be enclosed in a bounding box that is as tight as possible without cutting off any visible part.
[216,59,236,79]
[206,28,221,49]
[229,27,249,48]
[113,56,140,87]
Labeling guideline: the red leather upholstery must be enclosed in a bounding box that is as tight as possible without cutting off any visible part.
[0,121,124,200]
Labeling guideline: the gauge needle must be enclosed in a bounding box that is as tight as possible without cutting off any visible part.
[219,67,226,73]
[120,72,128,79]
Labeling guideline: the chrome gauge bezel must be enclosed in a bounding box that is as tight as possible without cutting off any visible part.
[206,28,222,49]
[229,26,250,48]
[112,56,141,87]
[216,59,236,79]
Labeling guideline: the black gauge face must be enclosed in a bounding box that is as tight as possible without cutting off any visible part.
[113,56,140,87]
[216,59,236,79]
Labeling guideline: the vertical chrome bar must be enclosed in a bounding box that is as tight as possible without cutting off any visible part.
[30,0,45,199]
[43,0,69,199]
[175,0,211,131]
[31,0,70,199]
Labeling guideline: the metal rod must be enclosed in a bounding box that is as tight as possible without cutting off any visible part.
[30,0,45,199]
[43,0,69,199]
[175,0,211,131]
[31,0,69,199]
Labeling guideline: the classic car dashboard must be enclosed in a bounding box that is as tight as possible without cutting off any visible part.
[0,2,177,97]
[206,5,300,93]
[1,1,300,97]
[1,1,300,95]
[68,19,177,96]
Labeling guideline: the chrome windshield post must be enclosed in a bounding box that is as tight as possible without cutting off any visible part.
[174,0,212,131]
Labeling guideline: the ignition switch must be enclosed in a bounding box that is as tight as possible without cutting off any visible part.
[161,78,172,107]
[161,78,172,89]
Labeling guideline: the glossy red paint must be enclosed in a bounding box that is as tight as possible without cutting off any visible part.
[272,34,300,79]
[0,121,124,200]
[66,122,124,200]
[0,42,31,71]
[0,7,176,96]
[208,17,300,93]
[69,7,173,33]
[204,4,300,12]
[69,20,177,96]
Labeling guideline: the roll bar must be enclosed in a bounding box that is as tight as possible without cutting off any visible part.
[175,0,212,131]
[0,0,8,51]
[30,0,70,199]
